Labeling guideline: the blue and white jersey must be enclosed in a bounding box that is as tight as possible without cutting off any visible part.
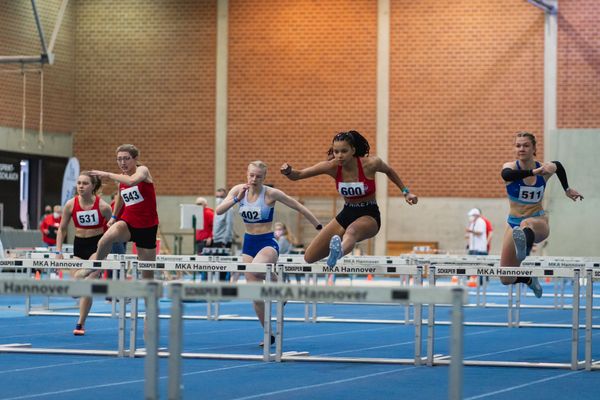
[505,161,546,205]
[238,186,274,224]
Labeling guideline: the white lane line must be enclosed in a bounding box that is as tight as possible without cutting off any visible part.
[0,359,109,374]
[227,366,418,400]
[0,362,264,400]
[463,370,582,400]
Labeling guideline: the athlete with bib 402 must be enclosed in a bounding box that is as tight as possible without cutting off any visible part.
[500,132,583,298]
[89,144,159,282]
[280,130,418,267]
[55,172,112,336]
[217,161,322,346]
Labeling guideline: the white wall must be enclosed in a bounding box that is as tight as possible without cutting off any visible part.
[543,129,599,256]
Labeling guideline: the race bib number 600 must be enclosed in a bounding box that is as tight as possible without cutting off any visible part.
[338,182,366,198]
[121,186,144,206]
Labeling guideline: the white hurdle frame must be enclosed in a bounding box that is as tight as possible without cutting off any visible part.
[167,282,467,400]
[431,264,589,370]
[0,278,161,400]
[0,258,139,357]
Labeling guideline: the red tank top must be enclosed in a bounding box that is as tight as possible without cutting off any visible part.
[72,195,106,229]
[119,180,159,228]
[335,157,376,199]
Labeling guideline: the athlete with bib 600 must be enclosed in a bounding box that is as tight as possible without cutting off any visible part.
[281,130,418,267]
[55,172,112,335]
[500,132,583,297]
[89,144,159,281]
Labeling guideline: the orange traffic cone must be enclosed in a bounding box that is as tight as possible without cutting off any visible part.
[34,270,41,280]
[451,276,458,284]
[367,274,373,281]
[467,276,477,288]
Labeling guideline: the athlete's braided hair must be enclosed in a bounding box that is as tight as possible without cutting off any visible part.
[327,130,370,158]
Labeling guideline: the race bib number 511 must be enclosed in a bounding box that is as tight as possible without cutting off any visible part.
[121,186,144,206]
[518,186,544,203]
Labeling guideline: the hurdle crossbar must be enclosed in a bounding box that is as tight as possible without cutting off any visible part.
[166,282,467,400]
[431,265,586,370]
[0,278,161,400]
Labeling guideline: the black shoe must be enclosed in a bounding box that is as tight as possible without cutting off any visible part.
[259,335,275,347]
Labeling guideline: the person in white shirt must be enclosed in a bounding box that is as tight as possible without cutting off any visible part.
[466,208,488,255]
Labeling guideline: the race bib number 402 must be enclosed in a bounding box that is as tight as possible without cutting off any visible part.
[121,186,144,206]
[239,206,261,222]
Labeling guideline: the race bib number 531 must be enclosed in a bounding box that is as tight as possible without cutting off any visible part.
[76,210,99,226]
[121,186,144,206]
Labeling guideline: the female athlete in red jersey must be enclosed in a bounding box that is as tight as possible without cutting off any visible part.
[55,172,112,335]
[90,144,159,281]
[281,130,418,267]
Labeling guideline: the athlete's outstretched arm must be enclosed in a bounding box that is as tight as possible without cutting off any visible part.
[269,188,322,229]
[373,157,418,205]
[551,161,584,201]
[280,160,335,181]
[90,166,150,187]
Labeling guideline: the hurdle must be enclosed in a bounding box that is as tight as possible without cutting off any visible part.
[585,267,600,371]
[0,277,161,399]
[0,258,143,358]
[431,264,589,370]
[0,257,127,318]
[166,282,467,400]
[135,259,276,323]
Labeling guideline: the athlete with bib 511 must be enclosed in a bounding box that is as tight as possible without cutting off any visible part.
[89,144,159,282]
[280,130,418,267]
[500,132,583,297]
[217,161,322,346]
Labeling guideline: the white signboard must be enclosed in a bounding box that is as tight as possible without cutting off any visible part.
[180,204,203,230]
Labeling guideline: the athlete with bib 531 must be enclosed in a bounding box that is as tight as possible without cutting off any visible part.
[281,130,418,267]
[55,172,112,335]
[500,132,583,297]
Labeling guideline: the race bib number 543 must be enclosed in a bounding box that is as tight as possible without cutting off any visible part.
[121,186,144,206]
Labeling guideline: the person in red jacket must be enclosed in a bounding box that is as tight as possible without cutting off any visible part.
[194,197,214,255]
[39,205,62,246]
[89,144,159,283]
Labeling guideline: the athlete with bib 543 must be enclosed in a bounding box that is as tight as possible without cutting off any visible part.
[89,144,159,282]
